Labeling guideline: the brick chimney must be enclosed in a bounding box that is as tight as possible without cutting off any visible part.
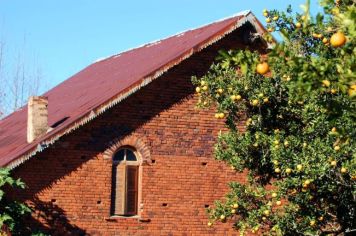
[27,96,49,143]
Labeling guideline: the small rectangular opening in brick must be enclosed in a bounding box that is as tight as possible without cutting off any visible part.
[162,203,168,207]
[201,162,207,166]
[51,199,56,203]
[97,200,101,204]
[151,160,156,164]
[204,204,210,208]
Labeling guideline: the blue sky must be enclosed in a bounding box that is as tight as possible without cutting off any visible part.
[0,0,321,91]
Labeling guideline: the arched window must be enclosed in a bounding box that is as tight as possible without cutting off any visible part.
[111,147,140,216]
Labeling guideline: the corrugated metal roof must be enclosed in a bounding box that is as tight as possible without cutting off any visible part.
[0,11,267,168]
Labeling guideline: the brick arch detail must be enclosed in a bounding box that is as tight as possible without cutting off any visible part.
[103,136,152,165]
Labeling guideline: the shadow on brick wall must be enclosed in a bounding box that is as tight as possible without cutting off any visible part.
[8,24,260,235]
[15,197,86,236]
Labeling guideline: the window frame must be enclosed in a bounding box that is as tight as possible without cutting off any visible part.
[111,146,142,217]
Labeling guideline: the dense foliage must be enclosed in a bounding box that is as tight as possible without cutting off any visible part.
[0,168,30,235]
[192,0,355,235]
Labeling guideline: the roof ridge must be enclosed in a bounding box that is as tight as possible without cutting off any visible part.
[93,10,251,64]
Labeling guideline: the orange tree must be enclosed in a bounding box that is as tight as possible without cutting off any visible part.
[192,0,355,235]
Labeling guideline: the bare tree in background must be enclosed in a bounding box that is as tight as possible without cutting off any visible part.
[0,37,5,117]
[0,35,44,118]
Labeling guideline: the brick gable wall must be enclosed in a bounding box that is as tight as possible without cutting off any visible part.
[10,24,263,235]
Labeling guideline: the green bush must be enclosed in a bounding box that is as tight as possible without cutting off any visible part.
[0,168,30,234]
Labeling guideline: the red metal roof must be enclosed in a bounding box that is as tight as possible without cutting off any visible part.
[0,11,267,168]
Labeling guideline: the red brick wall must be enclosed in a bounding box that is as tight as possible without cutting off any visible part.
[10,25,263,235]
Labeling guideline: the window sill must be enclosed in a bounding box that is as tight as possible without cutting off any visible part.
[107,215,139,219]
[105,215,150,223]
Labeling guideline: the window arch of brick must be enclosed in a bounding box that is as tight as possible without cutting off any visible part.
[103,136,151,165]
[103,136,151,217]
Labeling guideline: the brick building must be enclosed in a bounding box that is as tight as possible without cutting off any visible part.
[0,11,269,235]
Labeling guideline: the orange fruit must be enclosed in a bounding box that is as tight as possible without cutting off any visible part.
[256,62,270,75]
[310,220,316,226]
[295,22,302,28]
[322,80,331,87]
[251,99,259,106]
[330,32,346,47]
[348,84,356,97]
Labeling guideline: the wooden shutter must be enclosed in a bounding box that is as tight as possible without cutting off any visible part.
[126,165,139,215]
[113,164,126,215]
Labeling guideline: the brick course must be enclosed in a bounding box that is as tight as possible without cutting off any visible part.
[10,25,263,235]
